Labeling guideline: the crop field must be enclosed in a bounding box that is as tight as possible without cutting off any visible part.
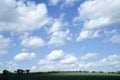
[0,72,120,80]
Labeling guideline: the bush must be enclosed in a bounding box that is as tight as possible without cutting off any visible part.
[116,71,120,74]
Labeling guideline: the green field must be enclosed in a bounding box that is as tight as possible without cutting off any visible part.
[0,72,120,80]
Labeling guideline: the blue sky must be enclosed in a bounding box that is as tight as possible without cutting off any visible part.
[0,0,120,72]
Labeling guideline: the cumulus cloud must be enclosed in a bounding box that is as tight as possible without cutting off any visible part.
[81,53,98,60]
[46,50,64,60]
[75,0,120,41]
[79,54,120,71]
[33,50,120,71]
[38,50,64,65]
[109,35,120,44]
[14,52,36,61]
[60,54,77,64]
[0,0,50,33]
[6,61,20,71]
[21,36,45,48]
[104,29,120,44]
[49,0,60,5]
[76,0,120,29]
[48,18,71,46]
[37,50,77,70]
[0,34,10,55]
[76,30,100,41]
[49,0,78,7]
[0,61,20,71]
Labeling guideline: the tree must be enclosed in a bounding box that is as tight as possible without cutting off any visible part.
[3,70,8,75]
[100,71,103,73]
[116,71,120,74]
[17,69,24,74]
[25,69,30,74]
[92,71,96,73]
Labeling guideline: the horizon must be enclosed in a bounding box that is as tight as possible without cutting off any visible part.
[0,0,120,72]
[0,69,120,73]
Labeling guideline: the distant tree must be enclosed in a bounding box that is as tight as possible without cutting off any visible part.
[92,71,96,73]
[83,71,89,73]
[100,71,103,73]
[17,69,24,74]
[111,72,115,74]
[14,71,17,74]
[3,70,12,75]
[25,69,30,74]
[79,71,82,73]
[108,72,111,74]
[3,70,9,75]
[116,71,120,74]
[17,69,20,74]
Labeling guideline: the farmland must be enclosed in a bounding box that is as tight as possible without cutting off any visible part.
[0,71,120,80]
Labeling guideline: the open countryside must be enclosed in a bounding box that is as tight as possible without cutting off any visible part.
[0,69,120,80]
[0,0,120,80]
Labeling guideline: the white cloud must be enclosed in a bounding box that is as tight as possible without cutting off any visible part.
[37,50,78,71]
[31,66,37,71]
[49,0,60,5]
[46,50,64,60]
[104,29,120,44]
[38,50,64,65]
[38,59,51,65]
[49,0,77,7]
[76,30,100,41]
[37,50,65,70]
[48,19,71,46]
[63,0,78,6]
[0,61,20,71]
[6,61,20,71]
[83,17,110,30]
[48,30,70,46]
[33,50,120,71]
[104,29,117,36]
[77,0,120,29]
[14,52,36,61]
[79,54,120,71]
[0,0,50,33]
[0,34,10,55]
[48,20,63,34]
[81,53,97,60]
[60,54,77,64]
[75,0,120,41]
[21,36,45,48]
[109,35,120,44]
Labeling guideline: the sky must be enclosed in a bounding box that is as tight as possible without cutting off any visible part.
[0,0,120,72]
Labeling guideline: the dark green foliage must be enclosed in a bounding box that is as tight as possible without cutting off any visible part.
[0,72,120,80]
[92,71,96,73]
[99,71,103,73]
[25,69,30,74]
[116,71,120,74]
[17,69,24,74]
[3,70,12,75]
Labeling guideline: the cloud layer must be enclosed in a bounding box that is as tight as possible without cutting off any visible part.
[0,0,49,33]
[0,0,120,72]
[0,35,10,55]
[32,51,120,71]
[75,0,120,41]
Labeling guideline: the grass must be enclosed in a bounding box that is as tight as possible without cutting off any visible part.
[0,72,120,80]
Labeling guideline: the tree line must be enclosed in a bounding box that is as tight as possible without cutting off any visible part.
[2,69,120,75]
[3,69,30,75]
